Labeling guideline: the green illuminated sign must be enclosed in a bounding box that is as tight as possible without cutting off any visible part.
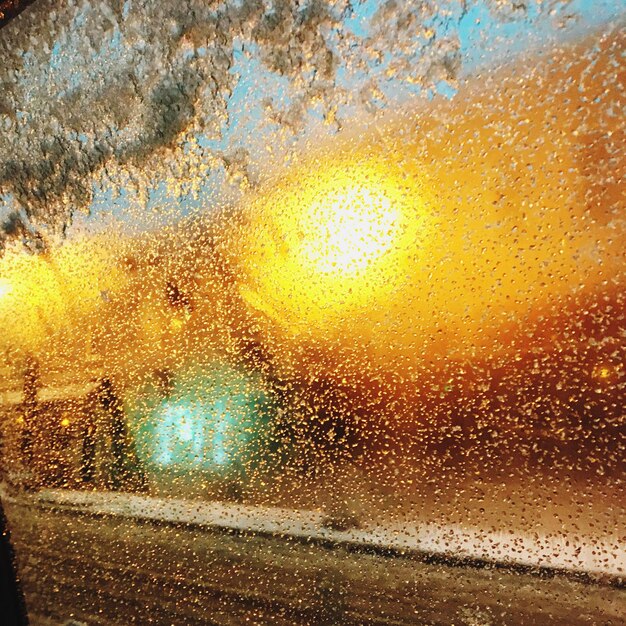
[126,363,274,478]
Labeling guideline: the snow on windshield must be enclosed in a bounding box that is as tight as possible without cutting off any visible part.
[1,0,620,250]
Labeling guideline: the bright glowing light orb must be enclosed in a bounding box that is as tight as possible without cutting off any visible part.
[300,185,400,274]
[0,278,13,299]
[238,160,430,334]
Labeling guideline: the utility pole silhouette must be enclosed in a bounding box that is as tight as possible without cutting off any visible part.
[21,356,40,470]
[98,378,146,492]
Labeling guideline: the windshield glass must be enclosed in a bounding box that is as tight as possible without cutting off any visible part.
[0,1,624,625]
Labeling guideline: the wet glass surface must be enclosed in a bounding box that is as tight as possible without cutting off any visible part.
[0,1,624,624]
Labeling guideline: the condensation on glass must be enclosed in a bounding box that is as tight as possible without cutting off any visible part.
[0,1,624,625]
